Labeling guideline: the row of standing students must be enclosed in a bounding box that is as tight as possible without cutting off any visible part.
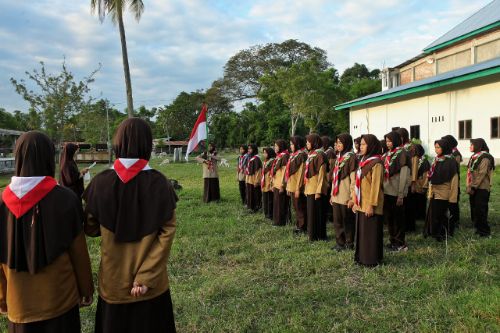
[237,129,494,267]
[0,118,178,333]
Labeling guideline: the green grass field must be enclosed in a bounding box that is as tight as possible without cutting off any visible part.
[1,157,499,332]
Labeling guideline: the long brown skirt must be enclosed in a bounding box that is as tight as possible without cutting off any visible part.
[95,289,176,333]
[273,188,290,226]
[306,195,327,241]
[246,183,262,212]
[203,178,220,203]
[262,190,274,219]
[291,193,307,231]
[8,305,80,333]
[355,212,383,267]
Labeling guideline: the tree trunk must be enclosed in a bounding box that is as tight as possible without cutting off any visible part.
[291,115,298,136]
[117,8,134,117]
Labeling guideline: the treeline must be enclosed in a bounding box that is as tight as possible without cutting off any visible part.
[3,40,381,147]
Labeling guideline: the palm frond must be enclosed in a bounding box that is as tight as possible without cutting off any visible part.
[127,0,144,21]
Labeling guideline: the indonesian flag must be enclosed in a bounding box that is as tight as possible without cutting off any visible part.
[185,104,208,160]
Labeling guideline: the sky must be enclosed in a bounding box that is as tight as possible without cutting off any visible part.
[0,0,492,112]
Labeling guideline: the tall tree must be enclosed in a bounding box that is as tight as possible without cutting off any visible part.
[91,0,144,117]
[340,63,381,100]
[260,59,342,135]
[214,39,328,102]
[10,60,99,143]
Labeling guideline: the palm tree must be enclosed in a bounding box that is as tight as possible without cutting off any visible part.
[91,0,144,118]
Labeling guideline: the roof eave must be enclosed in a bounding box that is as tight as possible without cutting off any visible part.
[423,20,500,54]
[335,65,500,110]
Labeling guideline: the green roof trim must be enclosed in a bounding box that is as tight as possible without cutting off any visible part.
[423,20,500,53]
[335,65,500,110]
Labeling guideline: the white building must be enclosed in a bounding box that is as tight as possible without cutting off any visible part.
[336,0,500,161]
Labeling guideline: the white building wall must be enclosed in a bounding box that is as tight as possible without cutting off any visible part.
[349,79,500,160]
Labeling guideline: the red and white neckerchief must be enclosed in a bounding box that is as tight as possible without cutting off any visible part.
[238,155,245,173]
[402,143,412,151]
[304,148,324,184]
[354,155,381,206]
[270,150,289,177]
[331,151,354,196]
[383,147,403,181]
[245,155,260,175]
[427,154,451,181]
[113,158,151,183]
[467,151,487,185]
[285,148,305,181]
[2,176,58,219]
[261,157,275,188]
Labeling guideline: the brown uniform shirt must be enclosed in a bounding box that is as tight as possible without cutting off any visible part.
[272,166,287,191]
[332,172,355,205]
[246,171,262,187]
[428,174,459,203]
[85,213,176,304]
[196,154,220,178]
[304,165,327,196]
[352,164,384,215]
[286,163,305,194]
[0,233,93,323]
[466,158,493,191]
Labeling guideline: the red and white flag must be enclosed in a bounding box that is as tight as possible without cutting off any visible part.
[185,104,208,160]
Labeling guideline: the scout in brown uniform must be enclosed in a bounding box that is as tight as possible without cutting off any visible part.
[413,144,430,220]
[322,136,335,223]
[397,128,418,233]
[59,143,89,198]
[286,136,308,234]
[383,131,410,251]
[237,145,249,204]
[352,134,384,267]
[245,144,262,213]
[354,136,362,161]
[330,133,357,251]
[83,118,178,333]
[272,140,290,226]
[261,147,276,220]
[304,134,328,241]
[442,135,463,229]
[197,143,221,203]
[467,138,494,237]
[425,139,459,241]
[0,131,93,333]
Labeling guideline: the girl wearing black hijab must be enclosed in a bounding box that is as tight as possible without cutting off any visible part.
[197,143,221,203]
[304,134,328,241]
[330,133,357,251]
[272,139,290,226]
[441,134,462,229]
[0,131,93,333]
[237,145,249,204]
[467,138,494,237]
[424,139,459,241]
[83,118,178,333]
[261,147,276,220]
[59,143,89,198]
[351,134,384,267]
[245,144,262,212]
[383,131,410,252]
[286,136,308,233]
[413,144,430,220]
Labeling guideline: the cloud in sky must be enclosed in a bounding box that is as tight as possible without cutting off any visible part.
[0,0,491,112]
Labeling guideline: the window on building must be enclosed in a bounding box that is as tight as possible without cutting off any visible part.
[410,125,420,140]
[492,117,500,139]
[458,120,472,140]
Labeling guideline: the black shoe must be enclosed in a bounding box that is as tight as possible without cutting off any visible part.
[345,243,354,250]
[332,245,345,252]
[385,243,396,250]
